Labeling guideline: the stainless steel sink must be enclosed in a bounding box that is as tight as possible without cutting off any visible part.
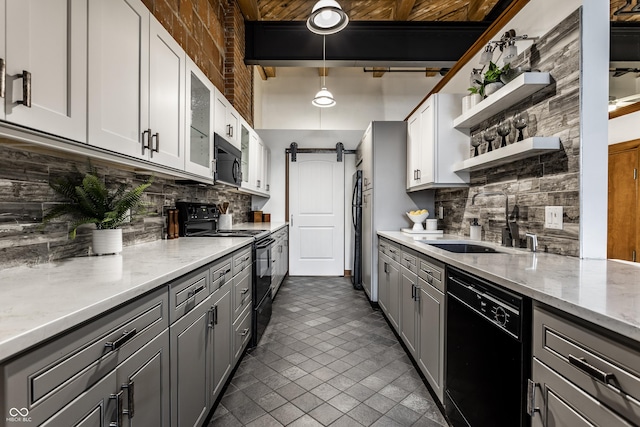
[425,243,502,253]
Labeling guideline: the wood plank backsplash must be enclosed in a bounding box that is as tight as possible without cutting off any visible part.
[0,143,252,268]
[435,8,581,256]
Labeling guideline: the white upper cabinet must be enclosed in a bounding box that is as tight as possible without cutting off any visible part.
[406,93,469,191]
[239,118,270,197]
[88,0,185,170]
[214,90,240,150]
[2,0,87,142]
[185,58,214,178]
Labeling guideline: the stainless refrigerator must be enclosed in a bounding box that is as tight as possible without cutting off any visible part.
[355,121,433,303]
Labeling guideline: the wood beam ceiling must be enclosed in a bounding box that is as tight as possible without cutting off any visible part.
[394,0,417,20]
[257,66,276,80]
[237,0,260,20]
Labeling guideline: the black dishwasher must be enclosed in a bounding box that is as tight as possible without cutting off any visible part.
[445,266,531,427]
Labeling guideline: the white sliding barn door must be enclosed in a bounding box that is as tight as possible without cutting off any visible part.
[289,154,345,276]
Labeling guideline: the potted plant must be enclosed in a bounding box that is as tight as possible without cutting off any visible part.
[44,165,152,255]
[468,61,511,98]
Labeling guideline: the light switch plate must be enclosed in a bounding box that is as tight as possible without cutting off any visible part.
[438,206,444,219]
[545,206,563,229]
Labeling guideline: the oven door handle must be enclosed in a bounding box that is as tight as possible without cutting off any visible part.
[256,238,276,249]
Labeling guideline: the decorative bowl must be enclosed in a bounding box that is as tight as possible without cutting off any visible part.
[406,210,429,231]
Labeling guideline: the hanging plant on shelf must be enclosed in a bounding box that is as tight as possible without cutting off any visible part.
[468,61,511,98]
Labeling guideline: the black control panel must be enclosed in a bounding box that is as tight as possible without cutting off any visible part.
[447,267,523,339]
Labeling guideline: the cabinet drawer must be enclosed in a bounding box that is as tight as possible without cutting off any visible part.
[210,256,232,294]
[233,305,252,361]
[232,247,252,277]
[534,305,640,423]
[2,288,168,424]
[233,270,252,321]
[387,243,401,262]
[401,251,418,274]
[418,257,443,283]
[379,240,389,256]
[532,358,635,427]
[170,267,209,323]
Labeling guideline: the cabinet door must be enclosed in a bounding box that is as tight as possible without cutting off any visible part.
[377,251,389,314]
[362,191,373,299]
[88,0,149,159]
[227,108,240,149]
[210,283,232,402]
[214,90,239,149]
[116,329,170,427]
[41,371,116,427]
[263,144,271,193]
[148,18,185,169]
[185,59,213,177]
[360,126,373,190]
[387,260,401,332]
[418,99,435,184]
[400,269,418,357]
[256,138,265,190]
[170,299,211,427]
[417,279,444,402]
[5,0,87,142]
[240,123,251,187]
[407,111,421,189]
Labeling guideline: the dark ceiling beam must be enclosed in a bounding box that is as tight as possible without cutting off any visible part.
[611,22,640,62]
[245,21,490,68]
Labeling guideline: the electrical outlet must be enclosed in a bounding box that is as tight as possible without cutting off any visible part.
[438,206,444,219]
[544,206,563,230]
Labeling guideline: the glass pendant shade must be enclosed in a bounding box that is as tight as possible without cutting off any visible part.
[503,42,517,65]
[312,87,336,107]
[307,0,349,35]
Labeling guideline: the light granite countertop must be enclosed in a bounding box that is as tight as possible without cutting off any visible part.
[379,231,640,344]
[0,221,288,363]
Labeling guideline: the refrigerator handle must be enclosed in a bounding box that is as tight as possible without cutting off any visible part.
[351,182,358,226]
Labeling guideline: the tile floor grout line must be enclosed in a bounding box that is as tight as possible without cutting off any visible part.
[209,276,449,427]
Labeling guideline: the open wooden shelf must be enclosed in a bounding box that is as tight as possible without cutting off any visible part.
[453,72,552,129]
[452,137,560,172]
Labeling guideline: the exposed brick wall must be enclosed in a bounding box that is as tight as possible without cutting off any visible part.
[142,0,252,121]
[224,0,254,125]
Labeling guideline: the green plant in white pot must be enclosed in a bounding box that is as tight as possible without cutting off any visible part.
[44,166,152,255]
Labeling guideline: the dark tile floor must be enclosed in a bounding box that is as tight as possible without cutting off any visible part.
[209,276,448,427]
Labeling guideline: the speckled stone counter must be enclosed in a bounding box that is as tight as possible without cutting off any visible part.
[378,231,640,344]
[0,237,254,363]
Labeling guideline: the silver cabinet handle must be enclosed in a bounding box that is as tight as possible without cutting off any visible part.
[290,215,293,227]
[240,328,250,337]
[207,306,215,328]
[526,379,539,416]
[15,70,31,107]
[105,328,137,351]
[110,391,124,427]
[187,284,206,299]
[241,287,249,295]
[0,58,5,98]
[121,381,135,419]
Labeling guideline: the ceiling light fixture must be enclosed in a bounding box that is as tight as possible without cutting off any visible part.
[307,0,349,35]
[313,36,336,108]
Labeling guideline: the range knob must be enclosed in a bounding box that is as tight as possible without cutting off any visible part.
[492,306,508,326]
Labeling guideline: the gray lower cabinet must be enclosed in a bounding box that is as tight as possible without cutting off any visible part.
[272,227,289,297]
[378,239,401,332]
[400,262,419,358]
[1,288,169,426]
[210,281,232,401]
[233,305,252,363]
[170,294,212,427]
[417,277,445,402]
[531,304,640,426]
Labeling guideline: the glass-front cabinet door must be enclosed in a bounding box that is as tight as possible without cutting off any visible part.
[185,59,213,177]
[241,122,251,188]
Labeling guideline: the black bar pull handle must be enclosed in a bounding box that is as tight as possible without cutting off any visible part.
[122,381,135,419]
[105,328,137,351]
[568,354,615,385]
[16,70,31,107]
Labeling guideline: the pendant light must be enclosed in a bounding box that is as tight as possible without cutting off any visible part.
[307,0,349,35]
[313,36,336,108]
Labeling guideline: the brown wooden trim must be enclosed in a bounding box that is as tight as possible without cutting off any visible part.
[237,0,260,21]
[394,0,416,20]
[404,0,531,120]
[257,66,268,81]
[344,270,351,277]
[609,102,640,120]
[609,138,640,154]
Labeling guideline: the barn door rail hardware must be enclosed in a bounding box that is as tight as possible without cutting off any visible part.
[287,142,354,162]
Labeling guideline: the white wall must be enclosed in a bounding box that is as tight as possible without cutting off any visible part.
[609,111,640,145]
[254,67,439,130]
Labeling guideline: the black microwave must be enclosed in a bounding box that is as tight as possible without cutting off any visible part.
[214,133,241,187]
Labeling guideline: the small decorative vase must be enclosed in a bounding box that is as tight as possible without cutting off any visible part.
[469,93,482,108]
[218,214,233,230]
[92,228,123,255]
[484,82,504,96]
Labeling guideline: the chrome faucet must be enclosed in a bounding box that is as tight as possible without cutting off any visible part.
[525,233,538,252]
[471,191,514,246]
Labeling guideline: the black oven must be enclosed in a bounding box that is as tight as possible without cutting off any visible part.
[214,133,241,187]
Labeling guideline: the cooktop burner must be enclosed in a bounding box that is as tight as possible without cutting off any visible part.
[194,229,267,238]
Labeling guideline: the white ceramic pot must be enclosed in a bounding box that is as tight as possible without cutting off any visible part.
[469,93,482,107]
[218,214,233,230]
[484,82,504,96]
[92,228,123,255]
